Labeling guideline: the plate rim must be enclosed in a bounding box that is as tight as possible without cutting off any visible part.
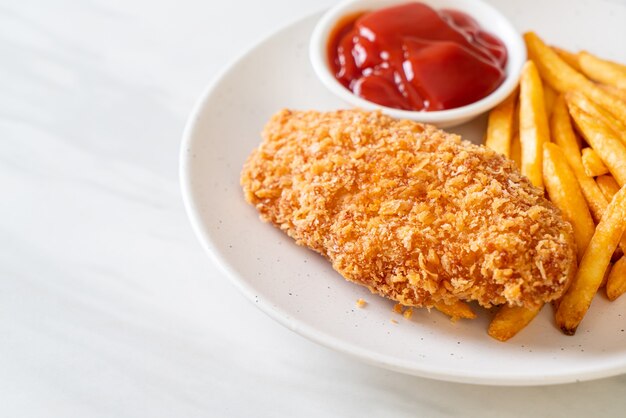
[179,9,626,386]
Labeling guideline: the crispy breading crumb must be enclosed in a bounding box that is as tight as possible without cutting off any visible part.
[403,307,414,320]
[241,110,577,309]
[356,298,367,308]
[393,303,404,314]
[390,319,399,324]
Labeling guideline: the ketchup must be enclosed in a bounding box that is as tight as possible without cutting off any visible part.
[328,3,507,111]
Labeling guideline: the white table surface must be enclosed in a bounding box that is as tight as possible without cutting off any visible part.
[3,0,626,416]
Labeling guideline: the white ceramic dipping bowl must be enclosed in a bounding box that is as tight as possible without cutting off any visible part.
[310,0,526,127]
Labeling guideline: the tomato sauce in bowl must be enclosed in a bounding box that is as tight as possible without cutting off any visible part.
[327,2,507,111]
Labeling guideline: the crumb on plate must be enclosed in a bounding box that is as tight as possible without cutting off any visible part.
[403,307,414,320]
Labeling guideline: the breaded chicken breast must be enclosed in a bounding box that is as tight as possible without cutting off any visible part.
[241,110,576,309]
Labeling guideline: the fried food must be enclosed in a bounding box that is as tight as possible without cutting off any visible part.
[565,91,626,145]
[578,51,626,89]
[551,95,608,222]
[486,66,555,341]
[597,175,620,200]
[600,84,626,103]
[552,46,582,72]
[543,142,595,261]
[524,32,626,123]
[510,130,522,168]
[488,305,542,342]
[434,300,476,321]
[606,256,626,301]
[485,90,517,158]
[556,185,626,334]
[569,105,626,186]
[581,148,609,177]
[519,61,549,189]
[543,83,557,119]
[242,110,576,309]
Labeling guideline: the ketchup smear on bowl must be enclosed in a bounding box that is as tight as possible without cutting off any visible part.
[328,2,508,111]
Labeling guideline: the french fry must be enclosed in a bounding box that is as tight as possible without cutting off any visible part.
[552,96,626,258]
[568,104,626,186]
[524,32,626,123]
[519,61,549,189]
[543,143,595,260]
[606,256,626,301]
[600,84,626,103]
[485,91,517,157]
[510,131,521,169]
[434,300,476,321]
[488,305,542,342]
[600,263,612,288]
[555,185,626,335]
[552,46,582,72]
[565,91,626,145]
[578,51,626,89]
[543,83,557,119]
[581,148,610,177]
[597,175,621,201]
[510,101,522,169]
[551,95,607,221]
[525,32,591,93]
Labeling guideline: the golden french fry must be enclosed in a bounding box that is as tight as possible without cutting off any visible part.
[553,97,626,257]
[565,91,626,145]
[543,83,557,119]
[552,46,582,71]
[551,95,608,221]
[485,91,517,157]
[510,100,521,168]
[488,305,542,342]
[519,61,549,189]
[434,300,476,321]
[606,256,626,301]
[600,263,612,288]
[578,51,626,89]
[569,105,626,186]
[599,84,626,103]
[581,148,610,177]
[597,175,621,201]
[543,143,595,260]
[525,32,591,93]
[556,185,626,335]
[524,32,626,123]
[510,131,521,169]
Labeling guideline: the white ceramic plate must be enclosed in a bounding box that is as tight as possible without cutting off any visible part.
[181,0,626,385]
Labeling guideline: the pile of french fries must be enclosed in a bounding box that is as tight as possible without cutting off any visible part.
[484,32,626,341]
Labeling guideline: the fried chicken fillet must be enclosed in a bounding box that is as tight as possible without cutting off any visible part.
[241,110,576,309]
